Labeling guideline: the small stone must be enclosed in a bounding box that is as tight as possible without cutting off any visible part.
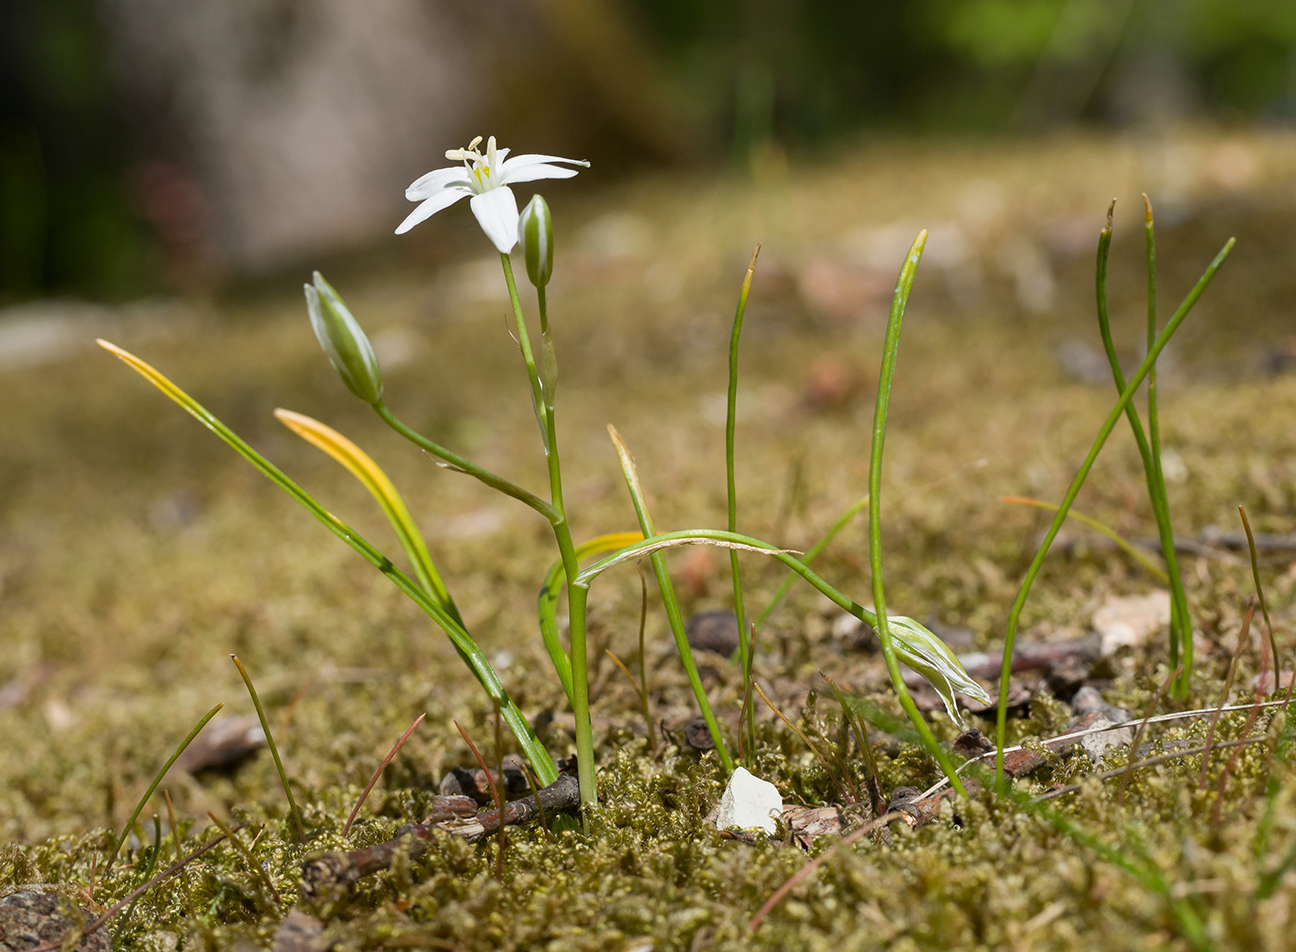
[683,716,715,752]
[0,888,110,952]
[1092,591,1170,655]
[714,767,783,835]
[1078,717,1135,764]
[273,910,328,952]
[685,611,740,657]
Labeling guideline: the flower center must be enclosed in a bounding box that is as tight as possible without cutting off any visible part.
[446,135,500,194]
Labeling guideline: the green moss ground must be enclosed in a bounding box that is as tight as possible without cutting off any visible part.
[2,129,1296,950]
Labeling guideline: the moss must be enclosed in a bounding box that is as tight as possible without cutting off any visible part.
[4,133,1296,948]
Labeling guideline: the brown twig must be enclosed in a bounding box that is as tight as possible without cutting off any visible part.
[343,713,425,836]
[1200,603,1254,786]
[299,776,581,897]
[1117,665,1181,806]
[26,823,247,952]
[455,720,506,883]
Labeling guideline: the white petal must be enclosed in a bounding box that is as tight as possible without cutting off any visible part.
[499,153,589,175]
[395,187,470,235]
[470,187,520,253]
[500,164,582,186]
[405,166,472,200]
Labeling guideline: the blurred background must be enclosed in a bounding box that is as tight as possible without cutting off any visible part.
[2,0,1294,303]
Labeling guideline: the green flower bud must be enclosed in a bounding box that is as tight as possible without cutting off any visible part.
[305,271,383,404]
[887,615,990,727]
[518,194,553,288]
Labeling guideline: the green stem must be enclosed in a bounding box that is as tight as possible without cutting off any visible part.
[502,255,592,803]
[755,495,869,628]
[1094,204,1191,698]
[1142,196,1193,698]
[727,248,759,763]
[501,254,550,451]
[996,236,1234,784]
[573,527,964,792]
[373,402,557,521]
[865,232,967,796]
[567,583,597,806]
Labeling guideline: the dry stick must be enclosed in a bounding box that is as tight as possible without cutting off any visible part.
[753,681,852,803]
[1036,736,1268,803]
[163,791,181,865]
[1239,506,1282,692]
[1213,629,1271,825]
[343,713,426,836]
[206,813,280,906]
[26,822,248,952]
[1199,603,1255,787]
[104,701,224,875]
[231,654,305,843]
[302,777,580,895]
[605,650,641,694]
[455,720,505,883]
[1117,664,1183,806]
[749,811,901,932]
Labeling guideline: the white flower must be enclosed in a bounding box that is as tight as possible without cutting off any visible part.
[396,135,589,253]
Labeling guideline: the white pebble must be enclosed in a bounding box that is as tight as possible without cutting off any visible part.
[715,767,783,835]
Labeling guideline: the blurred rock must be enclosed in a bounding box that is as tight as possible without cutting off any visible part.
[273,911,327,952]
[172,715,265,774]
[1092,591,1171,655]
[685,611,739,657]
[0,889,110,952]
[94,0,680,272]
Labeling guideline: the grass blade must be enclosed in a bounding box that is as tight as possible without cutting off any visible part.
[98,340,558,785]
[864,230,967,795]
[104,701,222,875]
[999,496,1169,584]
[231,654,305,843]
[727,245,760,760]
[1238,505,1279,673]
[344,712,426,836]
[606,423,733,772]
[1094,198,1193,698]
[996,234,1235,784]
[274,409,460,623]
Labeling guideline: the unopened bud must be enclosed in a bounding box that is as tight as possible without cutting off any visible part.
[887,615,990,727]
[305,272,383,404]
[518,194,553,288]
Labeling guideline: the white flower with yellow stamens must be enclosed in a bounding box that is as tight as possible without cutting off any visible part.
[396,135,589,253]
